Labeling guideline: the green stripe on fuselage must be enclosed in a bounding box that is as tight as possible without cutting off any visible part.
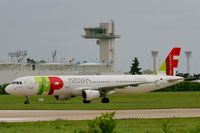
[34,77,50,95]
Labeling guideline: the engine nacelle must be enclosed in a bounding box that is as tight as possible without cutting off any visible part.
[54,95,72,101]
[82,90,100,101]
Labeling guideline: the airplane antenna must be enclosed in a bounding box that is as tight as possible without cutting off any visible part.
[52,50,57,62]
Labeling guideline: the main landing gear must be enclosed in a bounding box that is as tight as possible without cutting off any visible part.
[24,96,30,104]
[101,97,110,103]
[82,98,110,104]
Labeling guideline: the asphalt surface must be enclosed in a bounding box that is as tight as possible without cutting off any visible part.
[1,109,200,122]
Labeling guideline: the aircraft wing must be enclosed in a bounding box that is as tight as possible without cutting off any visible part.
[96,82,151,93]
[77,81,153,95]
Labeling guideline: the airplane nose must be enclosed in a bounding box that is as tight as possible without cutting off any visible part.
[5,85,15,95]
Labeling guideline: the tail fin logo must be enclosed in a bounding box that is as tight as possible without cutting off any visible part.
[158,47,181,76]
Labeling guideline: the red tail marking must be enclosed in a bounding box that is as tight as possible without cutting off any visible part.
[166,47,181,76]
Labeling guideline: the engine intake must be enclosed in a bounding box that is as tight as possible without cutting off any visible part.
[82,90,100,101]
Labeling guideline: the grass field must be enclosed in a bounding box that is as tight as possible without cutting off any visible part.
[1,117,200,133]
[1,92,200,110]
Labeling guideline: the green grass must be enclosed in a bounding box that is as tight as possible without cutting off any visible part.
[1,118,200,133]
[1,92,200,110]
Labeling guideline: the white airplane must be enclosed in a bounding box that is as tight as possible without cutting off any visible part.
[5,47,183,104]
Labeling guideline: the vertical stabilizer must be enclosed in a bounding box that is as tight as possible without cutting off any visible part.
[158,47,181,76]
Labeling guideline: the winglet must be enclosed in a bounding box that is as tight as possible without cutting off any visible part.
[158,47,181,76]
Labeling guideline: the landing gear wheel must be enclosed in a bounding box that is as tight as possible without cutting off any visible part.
[83,100,91,104]
[24,101,29,104]
[101,97,110,103]
[24,96,30,104]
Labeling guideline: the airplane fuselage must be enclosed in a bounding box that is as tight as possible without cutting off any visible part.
[6,75,183,97]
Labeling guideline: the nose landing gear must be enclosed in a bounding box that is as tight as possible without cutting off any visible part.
[24,96,30,104]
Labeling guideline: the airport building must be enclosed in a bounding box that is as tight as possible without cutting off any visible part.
[0,21,121,84]
[82,20,120,69]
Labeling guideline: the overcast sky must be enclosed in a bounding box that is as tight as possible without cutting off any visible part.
[0,0,200,73]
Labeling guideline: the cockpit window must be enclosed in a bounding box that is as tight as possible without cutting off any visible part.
[12,81,22,85]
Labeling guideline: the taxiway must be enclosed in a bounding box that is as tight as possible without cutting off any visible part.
[1,108,200,122]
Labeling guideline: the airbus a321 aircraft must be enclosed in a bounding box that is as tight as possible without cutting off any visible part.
[5,47,183,104]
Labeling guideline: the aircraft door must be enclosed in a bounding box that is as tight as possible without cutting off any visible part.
[65,80,70,89]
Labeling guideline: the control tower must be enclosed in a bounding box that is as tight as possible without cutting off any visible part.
[82,20,120,70]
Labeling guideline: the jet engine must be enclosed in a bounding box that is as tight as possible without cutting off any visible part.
[82,90,100,101]
[54,95,72,101]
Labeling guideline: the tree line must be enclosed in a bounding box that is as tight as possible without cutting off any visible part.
[156,81,200,92]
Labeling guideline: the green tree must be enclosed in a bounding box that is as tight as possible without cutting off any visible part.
[75,112,116,133]
[26,58,36,64]
[0,84,9,95]
[129,57,142,75]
